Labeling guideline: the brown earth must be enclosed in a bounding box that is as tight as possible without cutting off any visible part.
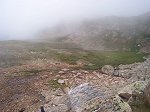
[0,59,131,112]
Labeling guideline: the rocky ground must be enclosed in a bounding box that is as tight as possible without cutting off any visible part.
[0,58,150,112]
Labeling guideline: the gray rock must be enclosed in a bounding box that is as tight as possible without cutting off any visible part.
[101,65,114,75]
[68,83,110,112]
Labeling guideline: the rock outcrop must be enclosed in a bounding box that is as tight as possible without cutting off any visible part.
[114,58,150,80]
[40,59,150,112]
[41,81,150,112]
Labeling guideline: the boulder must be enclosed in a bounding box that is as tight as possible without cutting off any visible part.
[101,65,114,75]
[68,83,107,112]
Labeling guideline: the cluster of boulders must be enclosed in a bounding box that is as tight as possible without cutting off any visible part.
[101,58,150,81]
[41,81,150,112]
[100,59,150,112]
[69,81,150,112]
[40,58,150,112]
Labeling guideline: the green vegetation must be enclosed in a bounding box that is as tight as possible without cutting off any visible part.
[56,51,147,69]
[0,40,148,69]
[48,78,67,90]
[132,105,150,112]
[131,96,150,112]
[143,34,150,39]
[56,53,79,65]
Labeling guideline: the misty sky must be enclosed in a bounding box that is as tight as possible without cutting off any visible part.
[0,0,150,40]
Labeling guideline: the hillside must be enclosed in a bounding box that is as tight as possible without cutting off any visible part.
[40,12,150,52]
[0,12,150,112]
[0,40,149,112]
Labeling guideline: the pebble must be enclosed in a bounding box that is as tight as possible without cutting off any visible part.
[58,71,65,74]
[58,79,65,84]
[61,68,69,72]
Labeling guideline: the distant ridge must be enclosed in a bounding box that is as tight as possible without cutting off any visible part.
[39,12,150,52]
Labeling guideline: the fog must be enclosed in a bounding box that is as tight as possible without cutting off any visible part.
[0,0,150,40]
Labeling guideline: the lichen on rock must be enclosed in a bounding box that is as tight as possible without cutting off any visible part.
[113,95,132,112]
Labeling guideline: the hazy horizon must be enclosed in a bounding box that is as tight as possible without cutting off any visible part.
[0,0,150,40]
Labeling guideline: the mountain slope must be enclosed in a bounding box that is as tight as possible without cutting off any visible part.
[40,12,150,52]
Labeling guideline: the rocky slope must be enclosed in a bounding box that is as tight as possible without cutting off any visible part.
[102,58,150,80]
[40,12,150,52]
[40,59,150,112]
[0,55,149,112]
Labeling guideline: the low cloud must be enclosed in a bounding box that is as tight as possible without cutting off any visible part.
[0,0,150,40]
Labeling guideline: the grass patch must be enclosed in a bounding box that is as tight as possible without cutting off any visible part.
[54,51,147,70]
[56,53,79,65]
[143,34,150,39]
[83,51,146,69]
[48,78,67,90]
[0,40,148,69]
[131,95,150,112]
[132,105,150,112]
